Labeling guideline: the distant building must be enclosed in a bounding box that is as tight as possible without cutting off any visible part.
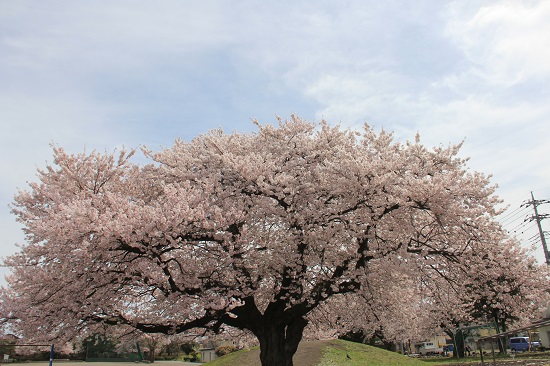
[532,306,550,348]
[199,348,217,363]
[199,339,237,363]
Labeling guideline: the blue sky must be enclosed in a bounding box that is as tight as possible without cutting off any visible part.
[1,0,550,276]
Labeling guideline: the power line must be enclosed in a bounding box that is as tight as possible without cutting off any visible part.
[499,206,532,230]
[498,204,530,223]
[522,191,550,265]
[512,222,537,236]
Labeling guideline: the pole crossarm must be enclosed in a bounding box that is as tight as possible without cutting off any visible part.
[525,192,550,265]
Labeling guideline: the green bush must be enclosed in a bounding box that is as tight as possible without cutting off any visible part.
[177,351,200,362]
[215,345,238,357]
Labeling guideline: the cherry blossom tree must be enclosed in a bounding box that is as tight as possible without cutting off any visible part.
[471,240,547,326]
[0,116,523,366]
[395,232,548,357]
[307,257,439,345]
[464,237,549,353]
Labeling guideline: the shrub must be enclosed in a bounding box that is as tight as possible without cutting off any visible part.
[215,345,238,357]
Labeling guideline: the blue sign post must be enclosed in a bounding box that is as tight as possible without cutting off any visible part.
[49,344,54,366]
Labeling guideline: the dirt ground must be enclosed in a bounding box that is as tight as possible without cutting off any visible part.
[447,358,550,366]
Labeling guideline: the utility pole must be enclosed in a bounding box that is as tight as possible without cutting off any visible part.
[525,191,550,265]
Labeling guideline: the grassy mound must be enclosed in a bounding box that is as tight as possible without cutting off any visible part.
[204,339,430,366]
[317,340,428,366]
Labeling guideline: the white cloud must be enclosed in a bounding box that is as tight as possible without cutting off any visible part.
[1,0,549,270]
[290,3,550,268]
[445,1,550,86]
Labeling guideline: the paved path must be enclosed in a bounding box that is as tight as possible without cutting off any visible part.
[17,361,201,366]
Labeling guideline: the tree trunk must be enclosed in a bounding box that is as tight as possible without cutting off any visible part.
[497,318,507,354]
[455,330,465,358]
[443,330,459,359]
[256,317,308,366]
[492,314,507,354]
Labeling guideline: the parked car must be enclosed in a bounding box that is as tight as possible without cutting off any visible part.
[509,337,541,352]
[418,342,444,355]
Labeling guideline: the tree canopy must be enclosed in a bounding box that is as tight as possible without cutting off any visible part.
[1,116,546,366]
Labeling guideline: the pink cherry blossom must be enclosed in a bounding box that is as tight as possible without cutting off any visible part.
[1,116,547,366]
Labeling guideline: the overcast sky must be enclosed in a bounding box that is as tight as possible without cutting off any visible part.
[1,0,549,278]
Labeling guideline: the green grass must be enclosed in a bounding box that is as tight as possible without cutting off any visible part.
[203,339,435,366]
[318,340,428,366]
[202,340,550,366]
[201,352,239,365]
[202,346,260,366]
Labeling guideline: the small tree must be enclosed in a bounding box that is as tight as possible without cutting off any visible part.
[0,339,16,359]
[83,333,119,359]
[140,333,168,363]
[0,116,530,366]
[162,336,199,361]
[160,338,195,359]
